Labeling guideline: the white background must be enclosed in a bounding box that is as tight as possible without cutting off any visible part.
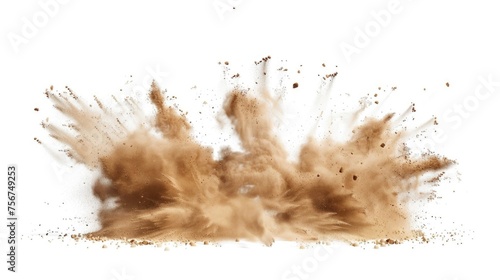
[1,0,500,279]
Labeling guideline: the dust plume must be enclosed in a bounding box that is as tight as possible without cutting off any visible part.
[42,68,452,245]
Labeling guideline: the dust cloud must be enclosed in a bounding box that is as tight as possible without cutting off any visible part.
[43,68,452,245]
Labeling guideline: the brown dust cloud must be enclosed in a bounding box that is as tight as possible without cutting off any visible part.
[42,62,453,246]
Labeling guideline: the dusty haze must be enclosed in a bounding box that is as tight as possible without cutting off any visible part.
[43,68,452,245]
